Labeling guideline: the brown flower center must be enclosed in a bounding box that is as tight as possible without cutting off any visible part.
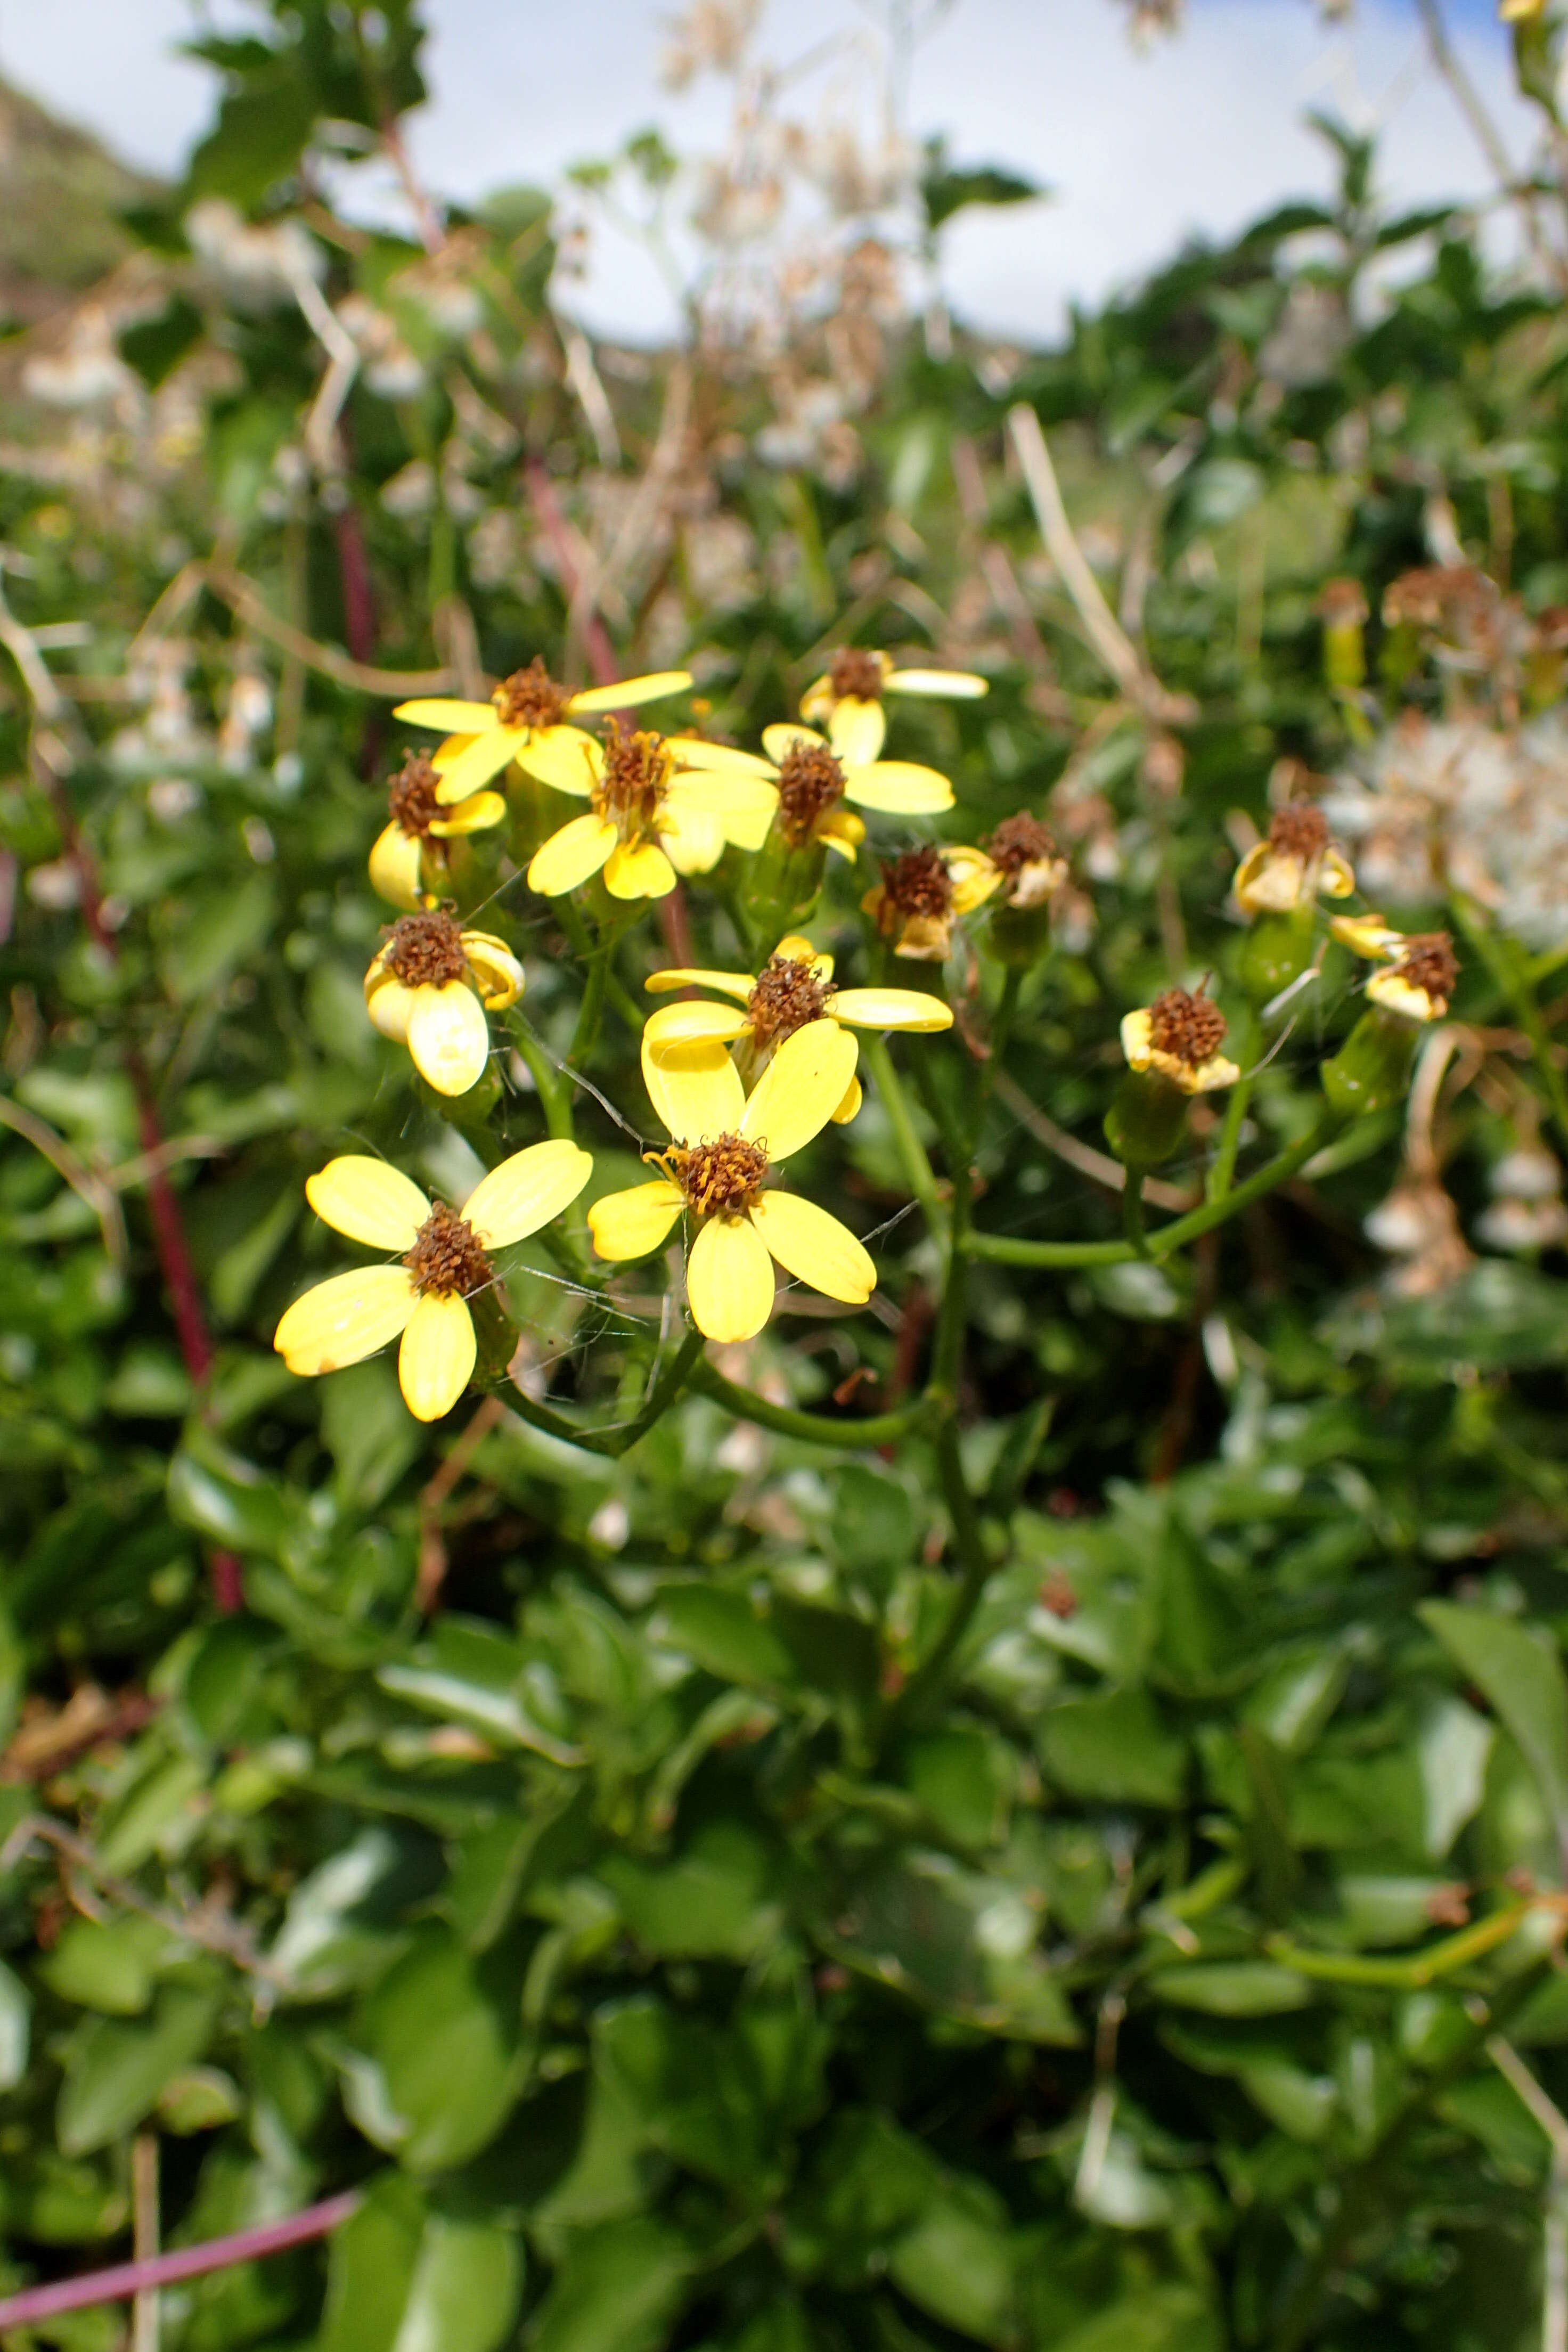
[1318,576,1369,626]
[387,750,443,840]
[1267,800,1330,861]
[827,647,886,704]
[403,1199,492,1297]
[666,1134,770,1216]
[746,953,831,1048]
[592,721,672,832]
[881,844,953,920]
[494,658,570,732]
[383,910,469,987]
[1391,932,1458,1005]
[1148,985,1228,1068]
[775,740,847,847]
[986,813,1060,878]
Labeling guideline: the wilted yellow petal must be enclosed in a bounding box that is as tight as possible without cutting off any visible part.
[649,1034,745,1143]
[433,725,525,804]
[646,966,756,999]
[750,1190,875,1304]
[947,847,1002,914]
[275,1265,415,1375]
[429,789,507,838]
[740,1020,859,1161]
[398,1291,477,1420]
[407,980,491,1096]
[644,1000,749,1047]
[606,837,676,899]
[369,821,426,910]
[588,1180,684,1260]
[1367,971,1444,1023]
[393,698,497,730]
[1180,1053,1243,1095]
[687,1212,775,1343]
[306,1156,429,1250]
[566,669,693,714]
[462,1139,593,1248]
[1121,1009,1154,1071]
[365,969,415,1042]
[513,725,601,796]
[884,667,989,699]
[844,760,954,815]
[819,808,865,858]
[825,986,953,1032]
[826,696,886,766]
[1319,847,1356,900]
[461,930,525,1008]
[528,814,617,896]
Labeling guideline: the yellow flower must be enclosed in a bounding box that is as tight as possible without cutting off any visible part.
[977,814,1069,911]
[744,722,953,860]
[368,750,507,911]
[800,645,988,764]
[394,656,693,804]
[1232,799,1354,917]
[588,1022,876,1344]
[1121,984,1240,1094]
[518,720,779,900]
[274,1141,592,1420]
[642,933,952,1131]
[364,909,524,1095]
[1329,911,1406,960]
[862,843,998,959]
[1362,929,1459,1024]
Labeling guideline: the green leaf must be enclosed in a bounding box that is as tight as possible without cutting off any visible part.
[319,2175,524,2352]
[57,1985,218,2155]
[920,144,1042,232]
[357,1925,520,2172]
[38,1915,176,2016]
[184,71,318,208]
[1421,1602,1568,1842]
[0,1957,30,2090]
[379,1617,583,1764]
[1146,1963,1315,2017]
[601,1821,783,1962]
[1040,1686,1187,1807]
[1052,2285,1221,2352]
[526,2217,689,2352]
[653,1583,795,1687]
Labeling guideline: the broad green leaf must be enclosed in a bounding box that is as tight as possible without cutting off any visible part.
[0,1957,30,2090]
[526,2217,689,2352]
[601,1822,783,1962]
[1040,1687,1187,1808]
[57,1985,218,2155]
[1147,1963,1314,2017]
[358,1925,519,2171]
[654,1583,795,1687]
[1421,1602,1568,1840]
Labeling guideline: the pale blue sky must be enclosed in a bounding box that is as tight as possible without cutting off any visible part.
[0,1,1533,339]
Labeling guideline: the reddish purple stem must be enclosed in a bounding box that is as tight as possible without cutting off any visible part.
[0,2191,362,2327]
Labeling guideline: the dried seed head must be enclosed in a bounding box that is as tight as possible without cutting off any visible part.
[775,739,847,846]
[880,844,953,920]
[827,647,886,704]
[1391,932,1458,1005]
[1381,566,1488,633]
[746,953,831,1047]
[404,1199,492,1297]
[494,658,570,731]
[1318,576,1369,627]
[667,1133,770,1215]
[593,721,672,828]
[1267,800,1330,861]
[387,750,444,840]
[383,909,469,987]
[1148,984,1228,1068]
[986,813,1060,879]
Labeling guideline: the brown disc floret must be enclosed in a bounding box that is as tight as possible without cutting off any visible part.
[593,722,671,830]
[881,844,953,920]
[1148,985,1228,1069]
[775,740,847,847]
[383,909,470,987]
[494,658,570,731]
[746,954,831,1048]
[1267,800,1330,861]
[827,647,887,704]
[1391,932,1458,1004]
[986,813,1061,878]
[403,1199,493,1297]
[666,1135,770,1216]
[387,750,443,839]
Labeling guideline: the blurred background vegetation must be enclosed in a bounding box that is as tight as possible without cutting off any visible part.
[6,3,1568,2349]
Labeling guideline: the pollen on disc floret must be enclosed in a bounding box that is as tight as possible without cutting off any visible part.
[494,658,570,731]
[666,1134,770,1216]
[775,739,847,846]
[745,954,831,1047]
[383,909,470,987]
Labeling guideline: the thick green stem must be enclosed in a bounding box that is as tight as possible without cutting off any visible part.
[508,1326,706,1458]
[969,1112,1344,1268]
[1122,1169,1150,1256]
[1207,1069,1254,1203]
[861,1033,946,1243]
[692,1358,931,1448]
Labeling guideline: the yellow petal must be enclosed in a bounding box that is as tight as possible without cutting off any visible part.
[306,1156,429,1250]
[513,725,601,796]
[820,808,865,856]
[687,1212,775,1343]
[566,669,693,714]
[1233,843,1301,914]
[429,733,478,769]
[773,934,830,978]
[658,806,726,875]
[798,673,834,726]
[275,1265,415,1375]
[369,821,427,910]
[761,722,827,762]
[461,930,525,1007]
[884,667,989,699]
[365,969,415,1042]
[1332,912,1404,959]
[826,696,886,766]
[647,1033,745,1143]
[1367,970,1443,1023]
[646,966,756,999]
[832,1074,863,1124]
[947,847,1002,914]
[1319,847,1356,900]
[398,1290,477,1420]
[428,789,507,837]
[462,1139,594,1248]
[407,980,491,1096]
[1185,1053,1243,1094]
[644,1000,749,1047]
[844,761,954,815]
[393,698,498,730]
[750,1189,875,1304]
[668,738,778,778]
[740,1020,859,1161]
[1121,1009,1154,1071]
[589,1180,685,1260]
[433,726,525,804]
[528,814,617,896]
[606,836,676,899]
[824,986,952,1032]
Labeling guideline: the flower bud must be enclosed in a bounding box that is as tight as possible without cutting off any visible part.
[1320,1009,1416,1117]
[1105,1071,1190,1168]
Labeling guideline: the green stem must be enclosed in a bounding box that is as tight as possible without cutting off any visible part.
[895,1424,993,1711]
[691,1358,931,1449]
[1452,893,1568,1156]
[969,1112,1344,1268]
[861,1033,946,1243]
[569,947,611,1068]
[509,1326,706,1458]
[977,967,1022,1122]
[1207,1069,1254,1203]
[509,1012,592,1273]
[1122,1169,1150,1256]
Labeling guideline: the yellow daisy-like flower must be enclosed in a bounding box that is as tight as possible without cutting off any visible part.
[517,720,779,900]
[1121,984,1240,1094]
[1332,919,1459,1023]
[862,843,998,960]
[1232,799,1355,917]
[368,750,507,911]
[364,909,524,1096]
[589,1022,875,1344]
[393,656,693,806]
[642,932,952,1132]
[976,814,1070,911]
[274,1141,592,1420]
[736,722,954,862]
[800,645,988,765]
